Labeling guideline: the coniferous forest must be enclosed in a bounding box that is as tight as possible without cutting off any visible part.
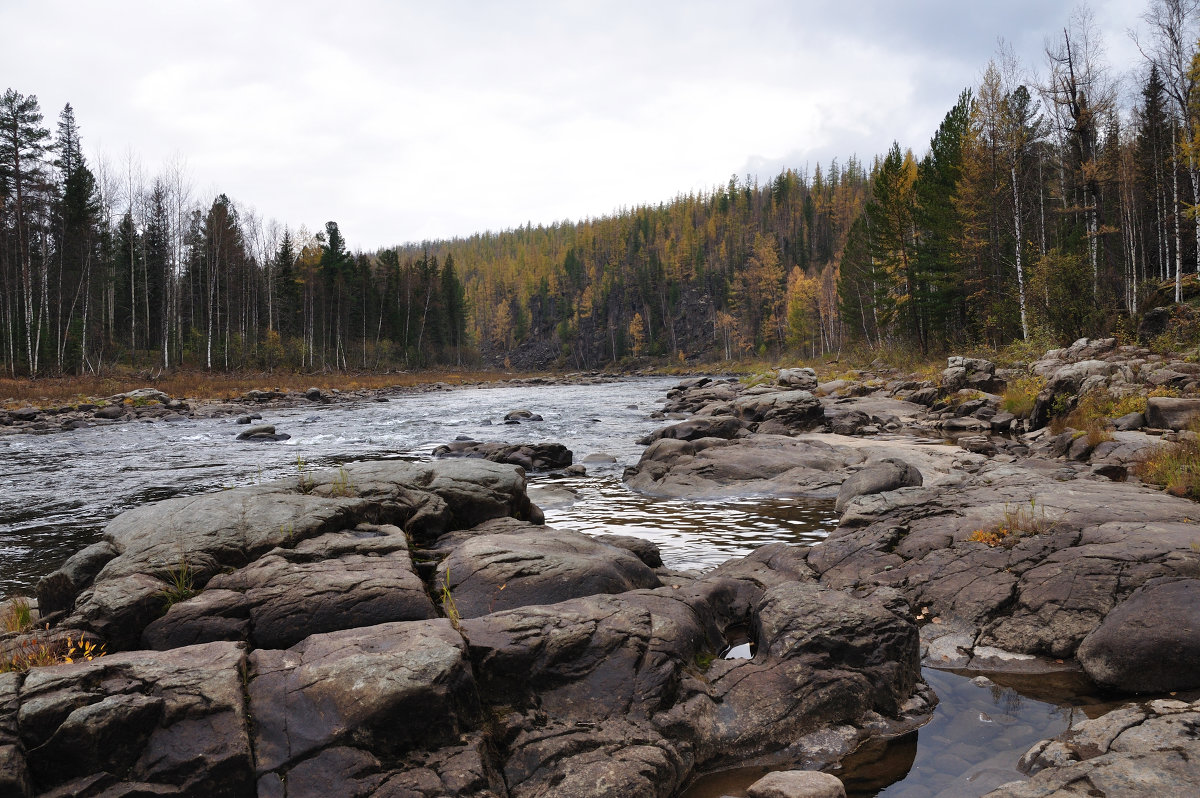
[4,3,1200,376]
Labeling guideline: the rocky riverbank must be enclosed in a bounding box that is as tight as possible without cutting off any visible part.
[1,459,932,797]
[0,372,630,436]
[4,337,1200,796]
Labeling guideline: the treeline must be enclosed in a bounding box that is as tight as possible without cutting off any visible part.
[839,5,1199,353]
[4,0,1200,376]
[0,95,468,376]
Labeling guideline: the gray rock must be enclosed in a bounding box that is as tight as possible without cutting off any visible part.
[835,458,923,513]
[985,697,1200,798]
[236,423,278,439]
[1145,397,1200,431]
[15,641,254,796]
[638,415,746,444]
[777,368,818,391]
[305,387,323,401]
[594,533,664,568]
[36,540,119,615]
[810,459,1200,662]
[250,619,479,774]
[828,409,872,436]
[143,524,436,651]
[432,440,573,471]
[1077,578,1200,693]
[1113,411,1146,431]
[504,409,543,422]
[10,407,38,422]
[747,770,847,798]
[43,460,537,650]
[626,434,852,500]
[434,521,660,618]
[94,405,125,420]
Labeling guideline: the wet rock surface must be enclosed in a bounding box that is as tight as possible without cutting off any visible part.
[982,696,1200,797]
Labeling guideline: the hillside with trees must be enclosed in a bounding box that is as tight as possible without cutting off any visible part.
[4,1,1200,377]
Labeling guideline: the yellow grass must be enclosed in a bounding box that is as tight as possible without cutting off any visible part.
[0,368,544,407]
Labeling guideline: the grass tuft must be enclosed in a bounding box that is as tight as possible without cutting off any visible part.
[1136,426,1200,500]
[967,499,1057,548]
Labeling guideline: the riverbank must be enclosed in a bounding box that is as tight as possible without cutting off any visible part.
[3,337,1200,796]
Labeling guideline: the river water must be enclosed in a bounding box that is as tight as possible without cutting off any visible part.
[0,377,1101,797]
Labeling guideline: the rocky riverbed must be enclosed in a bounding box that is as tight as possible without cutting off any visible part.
[4,337,1200,797]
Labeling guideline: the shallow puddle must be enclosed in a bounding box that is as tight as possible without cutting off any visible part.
[680,666,1120,798]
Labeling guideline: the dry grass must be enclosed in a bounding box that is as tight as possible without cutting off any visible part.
[1001,375,1045,418]
[0,367,544,407]
[0,629,106,673]
[1136,426,1200,500]
[967,499,1058,548]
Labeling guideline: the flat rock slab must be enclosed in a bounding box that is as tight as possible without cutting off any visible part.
[985,697,1200,797]
[625,434,857,499]
[809,460,1200,662]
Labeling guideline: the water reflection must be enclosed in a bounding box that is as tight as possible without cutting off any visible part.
[540,476,838,571]
[682,667,1107,798]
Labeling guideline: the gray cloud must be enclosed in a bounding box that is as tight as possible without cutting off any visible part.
[2,0,1147,249]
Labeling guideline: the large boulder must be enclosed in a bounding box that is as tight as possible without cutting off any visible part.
[1077,578,1200,692]
[142,524,436,651]
[727,390,825,431]
[777,368,818,391]
[1145,396,1200,431]
[9,642,254,797]
[433,520,661,618]
[834,458,923,513]
[41,460,537,652]
[637,414,746,445]
[249,620,480,778]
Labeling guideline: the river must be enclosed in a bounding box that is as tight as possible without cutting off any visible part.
[0,377,1104,797]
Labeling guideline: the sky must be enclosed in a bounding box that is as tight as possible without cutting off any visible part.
[3,1,1151,251]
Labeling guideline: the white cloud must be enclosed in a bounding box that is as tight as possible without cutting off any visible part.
[1,0,1149,250]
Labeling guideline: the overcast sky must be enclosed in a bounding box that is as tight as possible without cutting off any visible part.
[3,1,1149,251]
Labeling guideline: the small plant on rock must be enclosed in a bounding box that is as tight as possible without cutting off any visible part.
[440,567,460,629]
[1,597,33,633]
[161,557,197,609]
[329,466,357,498]
[296,456,316,494]
[967,499,1057,548]
[0,628,106,673]
[1001,375,1045,418]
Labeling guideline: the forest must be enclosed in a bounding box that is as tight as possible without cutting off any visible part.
[2,1,1200,376]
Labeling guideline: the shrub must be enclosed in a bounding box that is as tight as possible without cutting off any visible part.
[1001,375,1045,418]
